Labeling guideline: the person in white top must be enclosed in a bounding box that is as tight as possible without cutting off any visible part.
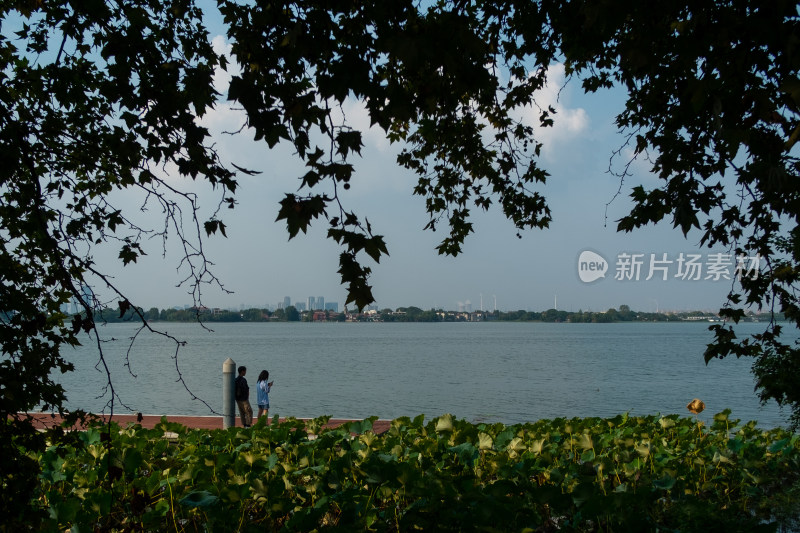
[256,370,274,422]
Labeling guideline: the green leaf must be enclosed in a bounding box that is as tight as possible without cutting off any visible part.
[123,448,143,475]
[87,490,113,516]
[204,219,227,237]
[435,414,454,433]
[658,417,676,429]
[477,432,493,450]
[449,442,478,466]
[712,451,731,464]
[530,438,546,455]
[652,474,676,490]
[49,498,81,523]
[635,442,651,458]
[179,490,219,508]
[507,437,526,454]
[118,243,140,265]
[335,130,363,158]
[276,194,327,239]
[768,438,790,454]
[117,300,131,318]
[347,418,375,435]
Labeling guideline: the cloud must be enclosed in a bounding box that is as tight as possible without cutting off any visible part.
[210,35,234,96]
[516,63,591,159]
[336,98,392,153]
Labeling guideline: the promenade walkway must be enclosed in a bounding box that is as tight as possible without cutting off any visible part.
[24,412,392,434]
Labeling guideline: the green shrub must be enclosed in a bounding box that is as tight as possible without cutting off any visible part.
[32,411,799,532]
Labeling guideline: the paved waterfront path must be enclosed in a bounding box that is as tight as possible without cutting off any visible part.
[25,412,392,434]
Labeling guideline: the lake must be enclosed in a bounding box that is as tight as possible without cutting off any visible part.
[56,321,792,428]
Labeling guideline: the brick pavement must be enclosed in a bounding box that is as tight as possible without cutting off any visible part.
[22,412,392,434]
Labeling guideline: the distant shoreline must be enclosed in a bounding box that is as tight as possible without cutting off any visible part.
[86,305,780,325]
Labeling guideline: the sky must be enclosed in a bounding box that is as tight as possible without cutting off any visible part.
[87,22,754,314]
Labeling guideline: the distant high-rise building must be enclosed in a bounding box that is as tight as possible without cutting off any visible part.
[295,302,306,311]
[283,296,291,309]
[307,296,316,311]
[62,284,94,314]
[324,302,338,312]
[317,296,324,311]
[80,283,93,306]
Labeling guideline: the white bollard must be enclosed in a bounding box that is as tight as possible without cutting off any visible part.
[222,358,236,429]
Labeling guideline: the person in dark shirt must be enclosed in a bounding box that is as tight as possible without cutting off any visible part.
[234,366,253,427]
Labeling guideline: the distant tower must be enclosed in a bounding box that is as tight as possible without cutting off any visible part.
[317,296,324,311]
[80,283,93,305]
[307,296,316,311]
[283,296,291,309]
[65,283,94,315]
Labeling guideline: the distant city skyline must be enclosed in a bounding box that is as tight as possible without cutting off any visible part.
[164,296,341,314]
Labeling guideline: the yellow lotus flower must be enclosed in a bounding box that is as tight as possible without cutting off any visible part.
[687,398,705,414]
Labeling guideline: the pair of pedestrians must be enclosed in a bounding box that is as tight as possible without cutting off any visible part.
[234,366,273,427]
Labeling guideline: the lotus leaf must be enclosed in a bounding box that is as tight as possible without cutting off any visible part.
[577,433,594,451]
[659,417,676,429]
[530,438,546,455]
[27,414,800,531]
[635,442,651,458]
[477,432,493,450]
[712,451,732,464]
[653,474,677,490]
[449,442,478,466]
[435,414,455,433]
[179,490,219,508]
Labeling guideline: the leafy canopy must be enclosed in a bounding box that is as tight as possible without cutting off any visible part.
[1,0,799,525]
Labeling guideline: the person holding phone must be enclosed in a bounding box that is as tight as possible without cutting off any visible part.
[256,370,274,422]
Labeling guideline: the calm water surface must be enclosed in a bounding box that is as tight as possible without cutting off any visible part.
[57,321,792,427]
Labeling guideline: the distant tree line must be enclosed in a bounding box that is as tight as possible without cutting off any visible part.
[497,305,690,323]
[379,304,773,323]
[87,304,776,324]
[90,305,347,323]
